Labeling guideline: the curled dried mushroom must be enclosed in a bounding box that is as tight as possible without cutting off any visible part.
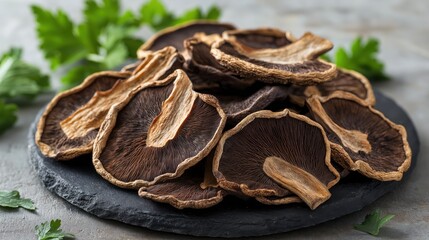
[36,47,182,160]
[137,21,235,59]
[36,21,412,210]
[93,70,226,188]
[307,92,411,181]
[213,109,340,209]
[211,30,337,85]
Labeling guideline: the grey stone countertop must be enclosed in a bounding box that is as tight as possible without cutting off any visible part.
[1,0,428,239]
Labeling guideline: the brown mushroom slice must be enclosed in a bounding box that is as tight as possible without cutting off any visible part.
[213,109,340,209]
[289,68,375,107]
[216,85,290,126]
[36,71,131,160]
[306,92,412,181]
[222,28,296,50]
[138,158,224,209]
[93,70,226,189]
[184,34,255,93]
[38,47,182,160]
[137,21,236,59]
[210,32,337,85]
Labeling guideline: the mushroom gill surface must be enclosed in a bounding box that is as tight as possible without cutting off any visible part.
[93,70,226,189]
[36,71,130,160]
[210,32,337,85]
[138,158,224,209]
[137,21,236,59]
[213,109,340,209]
[307,92,411,181]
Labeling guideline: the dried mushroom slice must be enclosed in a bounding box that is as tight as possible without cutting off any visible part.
[289,68,375,106]
[138,158,224,209]
[210,32,337,85]
[222,28,296,50]
[307,92,412,181]
[216,85,289,126]
[93,70,226,189]
[184,34,255,93]
[213,109,340,209]
[39,47,182,160]
[137,21,236,59]
[36,71,131,160]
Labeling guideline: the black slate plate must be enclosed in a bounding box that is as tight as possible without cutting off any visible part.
[28,90,419,238]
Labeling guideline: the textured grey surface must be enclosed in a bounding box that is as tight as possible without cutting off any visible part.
[27,91,420,238]
[1,0,428,239]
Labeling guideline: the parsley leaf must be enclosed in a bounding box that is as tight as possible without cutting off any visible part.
[0,101,17,135]
[141,0,222,31]
[31,6,87,70]
[326,37,389,82]
[0,190,36,210]
[354,209,395,236]
[0,48,50,102]
[32,0,221,89]
[35,219,75,240]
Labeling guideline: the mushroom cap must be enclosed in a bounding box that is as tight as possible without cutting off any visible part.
[210,31,337,85]
[93,70,226,189]
[137,21,236,59]
[35,71,130,160]
[289,68,375,106]
[138,158,224,209]
[306,92,411,181]
[184,33,256,94]
[222,28,296,49]
[213,109,340,209]
[215,85,290,127]
[37,47,182,160]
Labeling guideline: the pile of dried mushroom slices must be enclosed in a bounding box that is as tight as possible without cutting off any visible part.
[35,21,412,210]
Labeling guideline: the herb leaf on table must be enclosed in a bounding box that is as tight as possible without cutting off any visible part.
[0,190,36,210]
[36,219,75,240]
[354,209,395,236]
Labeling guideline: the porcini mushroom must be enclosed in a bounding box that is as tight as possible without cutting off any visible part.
[36,47,182,160]
[93,70,226,189]
[210,31,337,85]
[289,68,375,106]
[184,33,255,94]
[213,109,340,209]
[35,71,130,160]
[138,158,225,209]
[137,21,235,59]
[306,92,412,181]
[215,85,290,126]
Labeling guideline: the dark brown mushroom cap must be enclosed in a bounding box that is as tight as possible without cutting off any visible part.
[289,68,375,107]
[38,47,182,160]
[222,28,296,50]
[213,109,340,209]
[35,71,130,160]
[137,21,236,59]
[306,92,411,181]
[215,85,290,126]
[93,70,226,189]
[183,33,256,94]
[138,158,224,209]
[210,32,337,85]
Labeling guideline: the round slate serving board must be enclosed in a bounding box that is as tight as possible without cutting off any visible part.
[28,90,419,238]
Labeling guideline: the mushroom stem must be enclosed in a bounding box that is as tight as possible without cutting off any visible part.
[146,71,197,147]
[263,156,331,210]
[235,32,333,64]
[59,47,178,140]
[307,98,372,154]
